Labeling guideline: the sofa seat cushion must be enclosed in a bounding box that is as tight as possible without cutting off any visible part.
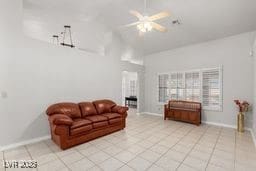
[109,118,122,125]
[93,121,109,128]
[102,113,121,120]
[70,125,93,136]
[85,115,108,123]
[71,119,92,129]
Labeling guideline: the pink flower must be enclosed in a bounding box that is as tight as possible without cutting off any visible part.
[234,100,249,112]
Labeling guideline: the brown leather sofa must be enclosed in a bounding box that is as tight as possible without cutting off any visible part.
[46,99,128,150]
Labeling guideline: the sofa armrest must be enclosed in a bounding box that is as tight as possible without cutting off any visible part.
[48,114,73,126]
[112,105,129,114]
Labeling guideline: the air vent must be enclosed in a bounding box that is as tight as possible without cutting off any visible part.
[172,20,181,25]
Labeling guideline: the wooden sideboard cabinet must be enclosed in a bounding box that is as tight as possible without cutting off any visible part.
[164,100,201,126]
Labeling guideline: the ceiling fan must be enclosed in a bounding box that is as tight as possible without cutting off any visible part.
[122,0,171,34]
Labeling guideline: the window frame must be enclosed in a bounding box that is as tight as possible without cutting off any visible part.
[157,66,223,111]
[157,72,170,105]
[184,70,201,102]
[201,67,223,111]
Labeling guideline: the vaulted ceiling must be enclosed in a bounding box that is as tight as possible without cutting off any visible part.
[23,0,256,55]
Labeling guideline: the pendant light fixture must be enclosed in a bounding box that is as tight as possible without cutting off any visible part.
[60,25,75,48]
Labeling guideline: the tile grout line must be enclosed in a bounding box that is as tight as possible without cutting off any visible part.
[44,141,73,171]
[143,124,188,170]
[112,122,182,158]
[204,126,223,169]
[111,122,186,170]
[175,125,211,170]
[24,145,39,171]
[74,135,139,170]
[111,122,184,170]
[97,122,167,170]
[24,145,33,160]
[145,124,199,170]
[74,144,106,171]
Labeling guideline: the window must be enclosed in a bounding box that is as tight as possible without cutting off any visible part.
[130,80,136,96]
[158,74,169,103]
[202,68,222,110]
[157,67,222,111]
[170,73,185,100]
[185,72,200,102]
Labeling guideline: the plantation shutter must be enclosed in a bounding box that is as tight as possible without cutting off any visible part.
[185,72,200,102]
[158,74,169,103]
[202,68,222,110]
[170,73,178,100]
[177,73,185,100]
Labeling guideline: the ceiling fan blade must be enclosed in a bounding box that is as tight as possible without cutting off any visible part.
[149,11,171,21]
[123,22,140,28]
[130,10,144,20]
[151,22,168,32]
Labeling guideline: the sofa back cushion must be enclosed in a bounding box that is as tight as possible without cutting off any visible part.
[46,103,81,118]
[79,102,98,117]
[93,99,116,114]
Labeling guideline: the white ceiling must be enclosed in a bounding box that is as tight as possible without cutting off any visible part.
[23,0,256,55]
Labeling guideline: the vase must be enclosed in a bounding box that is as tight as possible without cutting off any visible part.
[237,112,244,132]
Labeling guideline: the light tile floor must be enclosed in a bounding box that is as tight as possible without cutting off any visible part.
[1,109,256,171]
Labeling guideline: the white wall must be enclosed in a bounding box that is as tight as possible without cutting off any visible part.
[0,0,144,149]
[144,31,255,128]
[253,38,256,138]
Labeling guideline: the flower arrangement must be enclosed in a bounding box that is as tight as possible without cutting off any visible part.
[234,100,249,112]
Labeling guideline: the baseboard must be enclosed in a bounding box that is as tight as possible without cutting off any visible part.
[249,128,256,148]
[202,121,236,129]
[141,112,253,131]
[201,121,252,131]
[0,135,50,152]
[140,112,163,117]
[203,121,256,147]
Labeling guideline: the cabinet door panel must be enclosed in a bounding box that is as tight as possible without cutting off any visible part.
[174,110,181,119]
[166,111,172,118]
[181,111,189,121]
[189,112,198,121]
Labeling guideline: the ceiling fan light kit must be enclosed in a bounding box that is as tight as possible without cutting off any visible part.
[137,21,153,32]
[123,0,171,34]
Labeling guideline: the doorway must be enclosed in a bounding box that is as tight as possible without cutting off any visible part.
[122,71,139,114]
